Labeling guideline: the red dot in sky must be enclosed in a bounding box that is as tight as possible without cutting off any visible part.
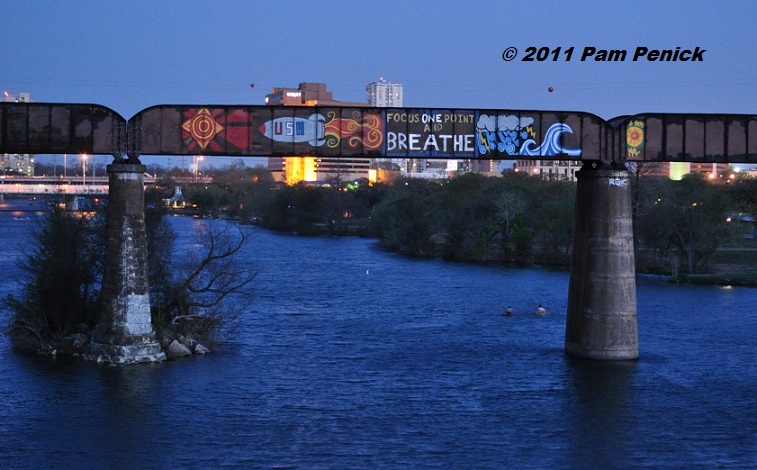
[548,87,554,93]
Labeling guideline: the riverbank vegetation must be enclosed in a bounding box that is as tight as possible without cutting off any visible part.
[153,163,755,285]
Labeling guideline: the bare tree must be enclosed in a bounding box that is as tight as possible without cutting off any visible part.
[155,221,256,342]
[496,190,526,241]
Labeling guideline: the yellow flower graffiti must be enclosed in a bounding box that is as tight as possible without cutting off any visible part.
[626,120,645,157]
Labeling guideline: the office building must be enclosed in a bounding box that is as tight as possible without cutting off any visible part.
[1,92,35,176]
[366,78,403,108]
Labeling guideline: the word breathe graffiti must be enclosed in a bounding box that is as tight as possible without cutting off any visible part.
[385,111,477,156]
[386,133,474,153]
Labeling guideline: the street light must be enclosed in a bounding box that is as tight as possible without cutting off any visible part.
[194,155,204,181]
[81,154,88,186]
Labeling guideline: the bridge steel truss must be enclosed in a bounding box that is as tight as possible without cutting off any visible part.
[2,102,756,364]
[1,102,756,165]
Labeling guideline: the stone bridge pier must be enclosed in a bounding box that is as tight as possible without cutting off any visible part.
[565,163,639,360]
[85,162,165,364]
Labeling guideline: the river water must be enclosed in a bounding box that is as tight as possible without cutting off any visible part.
[0,207,756,469]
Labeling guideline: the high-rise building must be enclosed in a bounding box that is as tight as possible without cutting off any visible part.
[265,83,371,185]
[366,78,403,107]
[1,92,35,176]
[365,78,406,179]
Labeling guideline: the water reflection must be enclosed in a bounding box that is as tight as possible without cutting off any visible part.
[92,364,170,468]
[564,357,638,467]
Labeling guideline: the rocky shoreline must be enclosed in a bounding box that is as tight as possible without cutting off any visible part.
[10,325,212,362]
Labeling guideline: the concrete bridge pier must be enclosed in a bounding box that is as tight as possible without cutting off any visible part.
[86,162,165,364]
[64,194,78,211]
[565,163,638,360]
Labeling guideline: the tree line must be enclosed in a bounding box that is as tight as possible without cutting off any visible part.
[156,162,756,277]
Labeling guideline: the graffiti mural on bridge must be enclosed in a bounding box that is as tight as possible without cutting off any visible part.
[475,114,582,157]
[257,109,384,152]
[1,102,755,164]
[130,106,607,160]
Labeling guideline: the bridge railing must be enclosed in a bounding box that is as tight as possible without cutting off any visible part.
[0,183,109,195]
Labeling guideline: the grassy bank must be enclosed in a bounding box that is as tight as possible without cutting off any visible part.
[680,242,757,286]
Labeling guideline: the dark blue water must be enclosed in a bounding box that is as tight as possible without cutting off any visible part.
[1,208,756,468]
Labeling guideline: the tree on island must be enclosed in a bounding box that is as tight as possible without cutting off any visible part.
[3,206,255,357]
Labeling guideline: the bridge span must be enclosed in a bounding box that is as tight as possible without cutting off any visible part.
[0,178,109,196]
[0,177,163,205]
[2,101,755,364]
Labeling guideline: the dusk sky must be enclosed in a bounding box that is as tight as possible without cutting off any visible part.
[2,1,756,167]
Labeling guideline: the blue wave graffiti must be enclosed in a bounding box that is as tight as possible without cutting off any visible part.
[519,123,581,157]
[476,122,581,157]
